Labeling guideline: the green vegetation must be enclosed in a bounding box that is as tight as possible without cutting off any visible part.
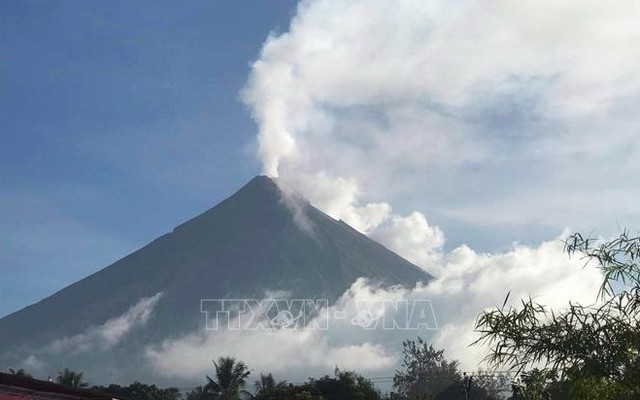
[474,231,640,399]
[393,337,461,398]
[8,368,32,378]
[184,386,210,400]
[254,372,287,394]
[391,338,508,399]
[205,357,251,400]
[56,367,88,389]
[96,382,181,400]
[252,368,381,400]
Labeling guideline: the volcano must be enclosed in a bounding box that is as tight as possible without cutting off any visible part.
[0,176,431,383]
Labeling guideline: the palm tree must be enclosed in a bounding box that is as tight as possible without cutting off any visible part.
[205,357,250,400]
[56,368,88,389]
[185,386,213,400]
[254,373,286,393]
[8,368,32,378]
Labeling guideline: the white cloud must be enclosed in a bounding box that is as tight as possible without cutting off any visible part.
[276,173,392,233]
[20,355,45,374]
[137,0,637,386]
[425,236,604,367]
[234,0,632,379]
[99,292,163,346]
[369,212,445,275]
[48,292,163,354]
[146,330,394,381]
[145,232,603,380]
[243,0,640,240]
[145,289,397,381]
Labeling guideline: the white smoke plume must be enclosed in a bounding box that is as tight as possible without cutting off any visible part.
[243,0,640,236]
[235,0,638,379]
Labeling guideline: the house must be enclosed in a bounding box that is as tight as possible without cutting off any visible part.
[0,373,118,400]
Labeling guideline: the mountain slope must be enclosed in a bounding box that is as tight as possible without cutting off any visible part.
[0,176,431,379]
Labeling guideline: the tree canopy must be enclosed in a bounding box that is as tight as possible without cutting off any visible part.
[393,337,461,399]
[206,356,251,400]
[391,338,507,399]
[96,382,181,400]
[7,368,32,378]
[56,368,88,389]
[474,231,640,399]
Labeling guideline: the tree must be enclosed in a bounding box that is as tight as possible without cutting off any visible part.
[470,370,510,400]
[8,368,32,378]
[185,386,213,400]
[473,230,640,399]
[206,356,251,400]
[96,382,181,400]
[255,373,286,394]
[127,382,181,400]
[253,369,380,400]
[56,368,88,389]
[253,383,323,400]
[314,368,381,400]
[507,369,569,400]
[393,338,462,399]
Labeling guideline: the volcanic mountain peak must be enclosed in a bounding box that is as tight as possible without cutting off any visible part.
[0,175,431,381]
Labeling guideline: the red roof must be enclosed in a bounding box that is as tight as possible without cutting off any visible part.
[0,373,116,400]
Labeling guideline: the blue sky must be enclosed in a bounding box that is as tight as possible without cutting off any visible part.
[2,0,639,320]
[1,0,297,316]
[2,0,639,383]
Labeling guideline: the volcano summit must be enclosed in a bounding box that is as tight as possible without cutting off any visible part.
[0,176,431,383]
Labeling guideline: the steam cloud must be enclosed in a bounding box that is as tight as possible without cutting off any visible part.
[11,0,639,386]
[48,292,163,354]
[13,292,164,379]
[146,236,602,380]
[234,0,639,379]
[242,0,640,234]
